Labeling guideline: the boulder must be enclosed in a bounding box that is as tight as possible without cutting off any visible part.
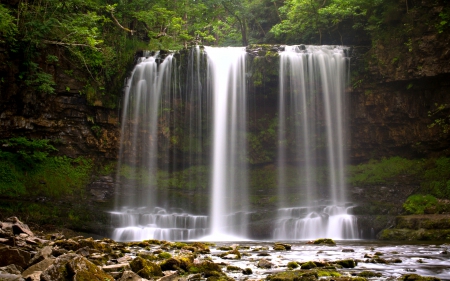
[130,256,163,279]
[0,273,25,281]
[118,270,146,281]
[22,258,55,279]
[41,253,114,281]
[4,217,34,237]
[28,246,52,266]
[0,245,31,268]
[0,264,22,275]
[257,259,273,269]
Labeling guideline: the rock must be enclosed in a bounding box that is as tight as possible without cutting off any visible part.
[310,238,336,245]
[4,217,34,237]
[0,245,31,268]
[28,246,52,266]
[102,263,131,272]
[40,253,114,281]
[22,258,55,279]
[24,271,41,281]
[257,259,273,269]
[300,261,317,269]
[0,273,25,281]
[118,270,146,281]
[158,271,183,281]
[274,243,291,250]
[0,264,22,275]
[287,261,299,269]
[273,244,286,251]
[160,258,181,271]
[335,259,357,268]
[130,256,163,279]
[242,268,252,275]
[342,248,355,252]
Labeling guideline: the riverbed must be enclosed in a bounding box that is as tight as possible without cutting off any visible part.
[204,240,450,280]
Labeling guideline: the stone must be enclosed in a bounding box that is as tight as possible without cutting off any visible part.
[22,258,55,279]
[28,246,52,266]
[5,217,34,237]
[257,259,273,269]
[102,263,131,272]
[0,245,32,268]
[130,256,163,279]
[118,270,145,281]
[0,264,22,275]
[41,253,114,281]
[0,273,25,281]
[24,271,41,281]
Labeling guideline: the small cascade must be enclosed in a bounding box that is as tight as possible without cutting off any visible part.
[275,45,358,240]
[111,207,208,241]
[273,204,358,240]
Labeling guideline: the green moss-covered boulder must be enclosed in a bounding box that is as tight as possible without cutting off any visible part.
[301,261,317,269]
[311,238,336,245]
[188,261,222,275]
[267,270,318,281]
[358,271,382,278]
[273,244,287,251]
[242,268,253,275]
[335,259,356,268]
[160,258,181,271]
[287,261,299,269]
[41,253,114,281]
[129,256,163,279]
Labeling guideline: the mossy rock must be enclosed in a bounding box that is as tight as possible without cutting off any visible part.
[188,261,222,275]
[242,268,253,275]
[301,261,317,269]
[398,274,441,281]
[190,242,211,254]
[275,243,292,250]
[218,246,233,251]
[266,270,318,281]
[273,244,287,251]
[315,269,341,277]
[129,256,163,279]
[220,249,241,259]
[335,259,356,268]
[171,242,188,249]
[287,261,299,269]
[312,238,336,245]
[158,252,172,259]
[160,258,181,271]
[226,265,241,271]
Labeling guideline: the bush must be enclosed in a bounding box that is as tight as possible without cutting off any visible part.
[403,194,438,215]
[348,157,423,185]
[422,157,450,199]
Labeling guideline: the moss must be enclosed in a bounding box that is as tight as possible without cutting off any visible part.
[226,265,241,271]
[218,246,233,251]
[312,238,336,245]
[335,259,356,268]
[242,268,253,275]
[188,261,222,275]
[129,256,163,279]
[158,252,172,259]
[300,261,317,270]
[273,244,286,251]
[266,270,318,281]
[316,270,341,277]
[287,261,299,269]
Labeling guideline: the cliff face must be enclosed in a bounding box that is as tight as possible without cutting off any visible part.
[0,46,120,159]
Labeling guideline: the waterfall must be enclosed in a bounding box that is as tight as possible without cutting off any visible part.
[111,45,357,241]
[274,45,358,240]
[204,47,249,240]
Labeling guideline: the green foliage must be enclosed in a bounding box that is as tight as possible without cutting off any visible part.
[0,4,18,44]
[421,157,450,198]
[348,157,423,185]
[403,194,438,215]
[436,8,450,33]
[0,137,93,198]
[0,137,57,171]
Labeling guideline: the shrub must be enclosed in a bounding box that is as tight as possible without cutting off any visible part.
[403,194,438,215]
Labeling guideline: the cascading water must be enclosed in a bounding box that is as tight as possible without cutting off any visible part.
[274,45,358,240]
[111,49,210,241]
[111,45,358,241]
[203,47,249,240]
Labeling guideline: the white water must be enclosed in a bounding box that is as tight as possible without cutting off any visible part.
[204,47,249,239]
[112,46,357,241]
[274,45,357,240]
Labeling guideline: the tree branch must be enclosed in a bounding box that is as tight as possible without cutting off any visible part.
[110,10,135,35]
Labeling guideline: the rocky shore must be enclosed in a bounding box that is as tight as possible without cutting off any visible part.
[0,217,445,281]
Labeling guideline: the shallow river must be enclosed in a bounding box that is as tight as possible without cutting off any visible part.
[203,240,450,280]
